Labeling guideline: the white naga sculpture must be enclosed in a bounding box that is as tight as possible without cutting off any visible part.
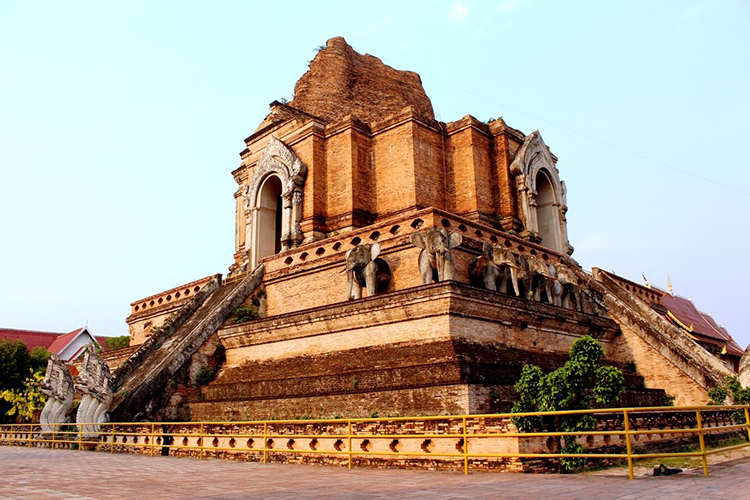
[39,354,75,433]
[75,344,114,438]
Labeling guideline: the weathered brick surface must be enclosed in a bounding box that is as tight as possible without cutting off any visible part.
[291,36,435,126]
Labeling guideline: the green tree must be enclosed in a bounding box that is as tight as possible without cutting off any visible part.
[104,335,131,350]
[511,335,624,472]
[710,376,750,423]
[0,370,46,421]
[0,340,32,391]
[29,346,51,373]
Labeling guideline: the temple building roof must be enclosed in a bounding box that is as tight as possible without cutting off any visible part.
[0,327,112,362]
[596,270,743,366]
[658,291,743,356]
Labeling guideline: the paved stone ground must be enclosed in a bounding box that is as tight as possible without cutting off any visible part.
[1,446,749,499]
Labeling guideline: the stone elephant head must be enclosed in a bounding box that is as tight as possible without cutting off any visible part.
[410,227,463,284]
[345,243,391,299]
[550,262,580,310]
[518,254,553,303]
[469,243,521,296]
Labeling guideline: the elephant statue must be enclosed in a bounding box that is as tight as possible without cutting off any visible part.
[344,243,391,299]
[551,262,580,310]
[410,227,463,284]
[469,242,521,296]
[519,254,553,303]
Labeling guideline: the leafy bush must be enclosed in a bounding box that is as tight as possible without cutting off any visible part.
[196,366,220,386]
[511,336,624,472]
[708,386,727,405]
[708,376,749,423]
[0,340,31,392]
[0,370,46,420]
[104,336,131,350]
[231,305,259,324]
[661,393,675,406]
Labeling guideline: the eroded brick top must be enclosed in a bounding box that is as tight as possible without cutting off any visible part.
[290,36,435,125]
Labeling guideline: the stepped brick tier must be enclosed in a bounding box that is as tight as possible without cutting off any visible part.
[103,37,744,425]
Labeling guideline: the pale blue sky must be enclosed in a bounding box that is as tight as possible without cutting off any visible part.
[1,1,748,348]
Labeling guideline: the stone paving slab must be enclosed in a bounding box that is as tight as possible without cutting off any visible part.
[1,446,749,499]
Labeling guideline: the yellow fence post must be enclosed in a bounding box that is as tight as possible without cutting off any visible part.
[27,424,32,448]
[110,424,115,454]
[78,425,82,452]
[263,421,268,465]
[462,416,469,475]
[150,423,155,457]
[10,424,14,446]
[744,407,750,444]
[199,423,204,461]
[623,410,634,480]
[695,409,709,477]
[347,420,352,470]
[52,424,57,450]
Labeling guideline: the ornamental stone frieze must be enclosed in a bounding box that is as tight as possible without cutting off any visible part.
[510,131,573,256]
[242,135,307,269]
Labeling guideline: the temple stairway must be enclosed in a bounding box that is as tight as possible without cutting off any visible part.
[110,264,265,421]
[564,259,732,402]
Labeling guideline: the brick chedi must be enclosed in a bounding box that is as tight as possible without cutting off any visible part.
[111,37,739,423]
[290,36,435,125]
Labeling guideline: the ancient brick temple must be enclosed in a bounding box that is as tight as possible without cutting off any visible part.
[110,37,743,422]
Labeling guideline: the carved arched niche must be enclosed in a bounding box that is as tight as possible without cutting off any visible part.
[509,131,573,255]
[243,136,307,268]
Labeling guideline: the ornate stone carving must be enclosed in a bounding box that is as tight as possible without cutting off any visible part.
[466,242,602,316]
[39,354,75,433]
[410,228,462,284]
[550,262,581,310]
[75,344,114,438]
[242,136,307,267]
[469,242,521,296]
[509,131,573,255]
[519,254,553,303]
[344,243,391,299]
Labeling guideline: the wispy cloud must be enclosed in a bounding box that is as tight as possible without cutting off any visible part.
[449,1,471,23]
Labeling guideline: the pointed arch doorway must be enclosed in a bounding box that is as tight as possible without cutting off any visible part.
[256,174,284,260]
[535,169,561,252]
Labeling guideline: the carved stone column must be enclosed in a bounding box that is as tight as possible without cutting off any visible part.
[281,191,293,251]
[291,190,304,245]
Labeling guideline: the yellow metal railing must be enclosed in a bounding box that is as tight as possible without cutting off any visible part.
[1,405,749,479]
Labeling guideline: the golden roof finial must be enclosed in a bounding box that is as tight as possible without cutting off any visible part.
[667,272,673,296]
[642,273,650,288]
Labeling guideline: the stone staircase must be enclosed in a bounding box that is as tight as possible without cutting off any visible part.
[111,265,265,421]
[563,258,732,391]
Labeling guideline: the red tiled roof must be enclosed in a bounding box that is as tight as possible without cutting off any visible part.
[47,328,84,354]
[0,328,62,350]
[658,291,744,356]
[0,327,105,358]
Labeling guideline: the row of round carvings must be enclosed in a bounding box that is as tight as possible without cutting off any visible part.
[105,435,464,453]
[281,217,562,267]
[614,279,661,303]
[132,285,203,313]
